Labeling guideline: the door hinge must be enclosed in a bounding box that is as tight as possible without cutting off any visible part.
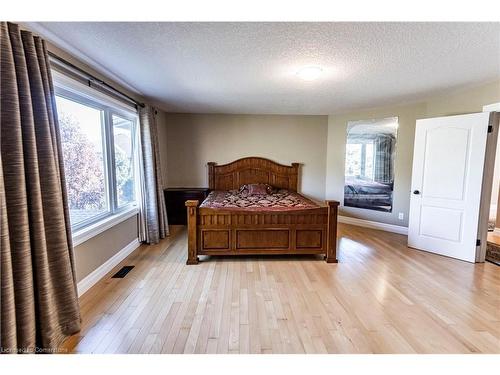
[476,239,481,246]
[488,125,493,133]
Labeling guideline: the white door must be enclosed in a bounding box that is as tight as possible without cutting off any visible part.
[408,112,492,262]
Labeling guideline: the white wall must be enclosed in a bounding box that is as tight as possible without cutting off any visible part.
[161,114,328,201]
[157,80,500,228]
[325,80,500,227]
[155,109,169,188]
[326,102,426,227]
[425,80,500,117]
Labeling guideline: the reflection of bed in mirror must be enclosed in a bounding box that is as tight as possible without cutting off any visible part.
[344,177,393,212]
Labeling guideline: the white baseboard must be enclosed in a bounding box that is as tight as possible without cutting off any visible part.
[493,227,500,235]
[77,238,141,297]
[338,215,408,235]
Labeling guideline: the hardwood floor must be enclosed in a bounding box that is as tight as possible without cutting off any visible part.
[61,224,500,354]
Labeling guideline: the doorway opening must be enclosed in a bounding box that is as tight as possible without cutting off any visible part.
[486,120,500,265]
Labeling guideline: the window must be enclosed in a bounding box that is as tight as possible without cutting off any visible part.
[53,72,139,232]
[56,96,108,227]
[345,141,375,180]
[344,117,398,212]
[112,115,137,207]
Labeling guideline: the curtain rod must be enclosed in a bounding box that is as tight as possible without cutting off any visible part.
[48,51,145,109]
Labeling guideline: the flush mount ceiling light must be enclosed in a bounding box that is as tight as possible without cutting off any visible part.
[296,66,323,81]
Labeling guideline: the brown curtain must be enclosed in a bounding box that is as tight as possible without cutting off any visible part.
[0,22,81,353]
[138,105,169,244]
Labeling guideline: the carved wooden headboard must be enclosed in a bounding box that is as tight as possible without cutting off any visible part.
[208,157,300,192]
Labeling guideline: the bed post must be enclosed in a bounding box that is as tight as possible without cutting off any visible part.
[186,200,199,265]
[291,163,300,192]
[207,162,216,190]
[325,200,339,263]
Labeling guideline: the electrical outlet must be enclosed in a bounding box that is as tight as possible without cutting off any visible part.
[398,212,404,220]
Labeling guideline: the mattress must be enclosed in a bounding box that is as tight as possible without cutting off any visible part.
[199,189,319,211]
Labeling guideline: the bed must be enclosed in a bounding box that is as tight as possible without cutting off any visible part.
[185,157,339,264]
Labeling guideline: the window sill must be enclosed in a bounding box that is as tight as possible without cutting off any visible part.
[72,207,139,247]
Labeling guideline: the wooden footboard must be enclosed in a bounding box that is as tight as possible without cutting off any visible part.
[185,200,339,264]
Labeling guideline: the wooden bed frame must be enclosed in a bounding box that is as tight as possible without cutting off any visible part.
[185,157,339,264]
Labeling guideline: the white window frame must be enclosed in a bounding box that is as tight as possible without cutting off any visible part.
[52,70,140,245]
[346,140,375,180]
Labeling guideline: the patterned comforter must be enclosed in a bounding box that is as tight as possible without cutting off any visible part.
[199,189,319,211]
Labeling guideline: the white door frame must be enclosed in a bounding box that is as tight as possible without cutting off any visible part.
[483,102,500,112]
[477,112,500,261]
[478,103,500,261]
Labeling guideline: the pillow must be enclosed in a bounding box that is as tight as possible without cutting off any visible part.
[266,185,277,194]
[242,183,275,195]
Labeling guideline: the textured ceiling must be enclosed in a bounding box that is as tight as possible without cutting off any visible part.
[34,22,500,114]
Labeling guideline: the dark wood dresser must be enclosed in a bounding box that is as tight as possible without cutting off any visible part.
[164,188,210,225]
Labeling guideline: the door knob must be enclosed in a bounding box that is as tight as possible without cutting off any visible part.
[413,190,420,195]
